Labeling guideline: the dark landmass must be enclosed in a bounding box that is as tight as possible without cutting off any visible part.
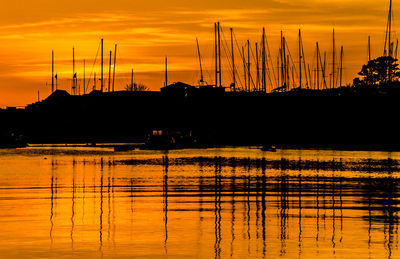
[1,81,400,151]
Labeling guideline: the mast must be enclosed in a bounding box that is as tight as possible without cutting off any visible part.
[368,36,371,61]
[51,50,54,93]
[165,56,168,87]
[286,54,289,90]
[131,69,134,89]
[101,39,104,92]
[323,52,327,89]
[196,38,204,85]
[230,28,236,91]
[108,51,112,92]
[218,22,222,87]
[385,0,393,57]
[94,72,96,90]
[316,42,320,90]
[72,47,75,95]
[83,59,86,94]
[243,46,247,91]
[262,28,266,92]
[214,23,218,87]
[247,39,250,92]
[112,44,117,92]
[332,28,335,89]
[256,42,259,91]
[283,37,287,89]
[340,46,343,87]
[280,31,284,87]
[299,29,302,88]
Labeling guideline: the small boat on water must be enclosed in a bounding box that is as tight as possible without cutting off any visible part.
[142,128,199,150]
[114,144,137,152]
[261,145,277,152]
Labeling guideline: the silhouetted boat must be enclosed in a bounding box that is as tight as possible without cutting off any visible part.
[261,145,277,152]
[113,144,137,152]
[143,129,200,150]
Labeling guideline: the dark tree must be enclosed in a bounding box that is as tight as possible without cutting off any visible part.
[125,83,149,91]
[356,56,400,86]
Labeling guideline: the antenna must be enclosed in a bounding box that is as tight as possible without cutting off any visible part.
[196,38,204,85]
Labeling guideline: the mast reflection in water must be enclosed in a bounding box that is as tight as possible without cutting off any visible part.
[0,146,399,258]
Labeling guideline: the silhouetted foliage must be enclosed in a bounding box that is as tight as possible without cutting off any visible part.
[354,56,400,86]
[125,83,149,91]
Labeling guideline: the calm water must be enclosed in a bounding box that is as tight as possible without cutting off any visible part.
[1,146,400,258]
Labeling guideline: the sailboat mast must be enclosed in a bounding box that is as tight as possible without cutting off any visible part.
[389,0,392,57]
[280,31,284,87]
[256,42,259,91]
[340,46,343,87]
[112,44,117,92]
[299,29,302,88]
[230,28,236,91]
[218,22,222,87]
[165,57,168,87]
[52,50,54,93]
[323,52,327,89]
[72,47,75,95]
[94,72,96,90]
[196,38,204,85]
[332,28,335,89]
[243,46,247,91]
[262,28,266,92]
[108,51,112,92]
[101,38,104,92]
[247,40,250,92]
[83,59,86,94]
[316,42,320,90]
[368,36,371,61]
[131,69,134,89]
[214,23,218,87]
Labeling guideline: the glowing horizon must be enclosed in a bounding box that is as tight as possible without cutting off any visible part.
[0,0,396,107]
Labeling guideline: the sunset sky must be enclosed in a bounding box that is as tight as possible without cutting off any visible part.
[0,0,396,107]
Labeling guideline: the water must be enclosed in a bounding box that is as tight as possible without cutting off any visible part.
[0,146,400,258]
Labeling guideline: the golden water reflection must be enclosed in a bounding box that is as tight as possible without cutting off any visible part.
[0,147,400,258]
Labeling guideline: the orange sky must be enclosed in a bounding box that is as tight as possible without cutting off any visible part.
[0,0,396,107]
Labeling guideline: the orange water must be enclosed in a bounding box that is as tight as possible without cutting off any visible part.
[0,146,399,258]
